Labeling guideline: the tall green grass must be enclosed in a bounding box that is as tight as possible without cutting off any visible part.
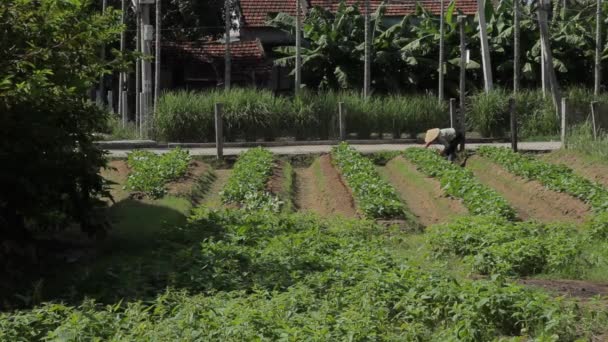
[154,88,448,142]
[567,121,608,159]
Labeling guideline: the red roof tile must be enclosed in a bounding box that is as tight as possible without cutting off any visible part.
[163,39,266,64]
[240,0,478,27]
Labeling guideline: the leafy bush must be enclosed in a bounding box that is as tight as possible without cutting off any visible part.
[478,147,608,211]
[331,143,406,218]
[220,147,281,211]
[0,209,597,341]
[125,148,191,198]
[429,216,582,276]
[404,148,516,219]
[154,89,447,142]
[0,0,124,240]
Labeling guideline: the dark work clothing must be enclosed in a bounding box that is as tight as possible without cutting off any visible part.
[442,132,465,162]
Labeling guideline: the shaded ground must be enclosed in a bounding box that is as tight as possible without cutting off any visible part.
[199,169,232,208]
[542,150,608,188]
[267,160,286,196]
[101,160,130,202]
[294,155,357,217]
[467,156,591,224]
[379,156,467,227]
[519,278,608,299]
[166,161,210,197]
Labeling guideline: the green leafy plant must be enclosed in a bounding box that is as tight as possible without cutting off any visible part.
[331,143,406,218]
[429,215,582,276]
[125,148,191,198]
[478,147,608,211]
[0,209,599,341]
[220,147,281,211]
[404,148,516,219]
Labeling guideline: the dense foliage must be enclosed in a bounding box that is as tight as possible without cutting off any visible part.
[220,147,281,211]
[125,148,191,198]
[331,143,406,218]
[154,89,447,142]
[478,147,608,211]
[270,0,608,93]
[404,148,517,219]
[1,209,603,341]
[0,0,124,239]
[429,215,581,276]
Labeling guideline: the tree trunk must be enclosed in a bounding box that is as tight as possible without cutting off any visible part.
[538,0,562,115]
[478,0,493,92]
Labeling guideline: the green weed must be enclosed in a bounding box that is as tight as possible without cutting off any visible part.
[125,148,191,198]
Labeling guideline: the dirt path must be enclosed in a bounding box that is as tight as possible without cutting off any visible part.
[519,278,608,299]
[541,150,608,188]
[294,155,357,217]
[379,156,467,227]
[467,156,591,224]
[200,169,231,208]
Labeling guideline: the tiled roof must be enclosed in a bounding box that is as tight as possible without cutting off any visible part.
[162,39,266,65]
[240,0,478,28]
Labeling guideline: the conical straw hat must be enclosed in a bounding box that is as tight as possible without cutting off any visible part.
[425,128,441,143]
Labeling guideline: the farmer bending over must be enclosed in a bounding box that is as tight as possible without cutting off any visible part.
[424,128,464,162]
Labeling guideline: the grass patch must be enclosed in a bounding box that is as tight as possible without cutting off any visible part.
[279,161,295,213]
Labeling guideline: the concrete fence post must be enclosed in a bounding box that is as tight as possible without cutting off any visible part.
[591,101,599,140]
[122,91,128,127]
[561,97,568,146]
[215,103,224,159]
[509,98,518,152]
[449,98,456,128]
[338,102,346,141]
[107,91,114,113]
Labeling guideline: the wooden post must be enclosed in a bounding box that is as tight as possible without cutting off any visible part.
[438,0,445,102]
[449,98,456,128]
[458,16,466,151]
[591,101,599,140]
[339,102,346,141]
[561,97,568,146]
[215,103,224,159]
[513,0,520,93]
[509,98,518,152]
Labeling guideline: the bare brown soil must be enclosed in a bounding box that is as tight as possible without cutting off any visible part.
[166,161,210,196]
[267,160,285,196]
[542,150,608,188]
[467,156,591,224]
[294,154,358,218]
[380,156,467,227]
[519,278,608,299]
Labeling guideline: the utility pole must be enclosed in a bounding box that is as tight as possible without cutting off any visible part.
[363,0,371,99]
[458,15,466,136]
[295,0,302,94]
[99,0,107,107]
[140,1,153,138]
[538,0,562,114]
[513,0,520,93]
[477,0,493,92]
[119,0,127,126]
[225,0,231,90]
[595,0,602,96]
[154,0,161,115]
[438,0,445,102]
[135,4,141,130]
[457,15,467,150]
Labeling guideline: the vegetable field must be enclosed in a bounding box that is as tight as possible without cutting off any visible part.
[3,144,608,341]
